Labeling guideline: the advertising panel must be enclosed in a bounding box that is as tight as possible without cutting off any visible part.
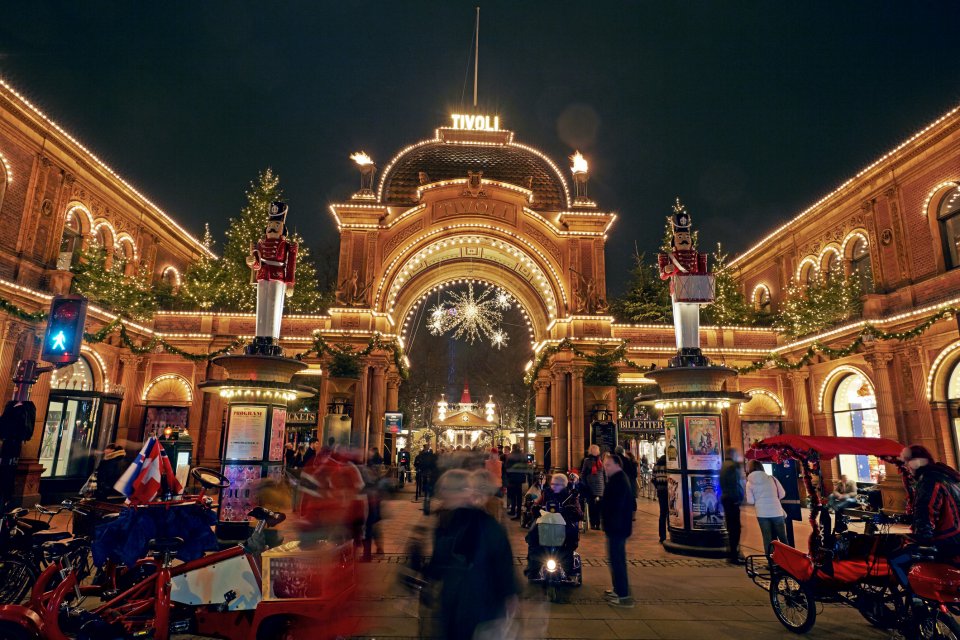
[225,406,267,460]
[684,415,722,470]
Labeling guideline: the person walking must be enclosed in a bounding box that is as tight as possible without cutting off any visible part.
[745,460,787,558]
[420,446,438,514]
[719,447,746,564]
[652,454,669,543]
[580,444,606,530]
[426,469,519,640]
[505,444,526,518]
[413,448,424,500]
[616,446,639,519]
[601,453,634,608]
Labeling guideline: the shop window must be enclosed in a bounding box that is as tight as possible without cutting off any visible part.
[939,186,960,269]
[832,372,882,483]
[850,236,874,294]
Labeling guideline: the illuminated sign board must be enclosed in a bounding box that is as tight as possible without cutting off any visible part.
[450,114,500,131]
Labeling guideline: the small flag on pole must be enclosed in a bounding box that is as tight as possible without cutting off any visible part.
[114,437,183,504]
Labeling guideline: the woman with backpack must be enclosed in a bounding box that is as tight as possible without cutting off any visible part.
[580,444,606,530]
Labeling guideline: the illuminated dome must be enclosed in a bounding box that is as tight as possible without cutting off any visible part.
[378,131,571,210]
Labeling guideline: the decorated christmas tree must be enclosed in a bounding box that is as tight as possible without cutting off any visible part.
[777,272,862,338]
[70,244,157,320]
[180,224,224,310]
[700,243,757,326]
[609,249,672,323]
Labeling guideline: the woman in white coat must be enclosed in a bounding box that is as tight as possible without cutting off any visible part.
[745,459,787,557]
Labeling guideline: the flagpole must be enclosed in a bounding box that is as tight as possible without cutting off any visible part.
[473,6,479,108]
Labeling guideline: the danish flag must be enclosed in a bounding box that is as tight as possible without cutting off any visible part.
[114,437,183,504]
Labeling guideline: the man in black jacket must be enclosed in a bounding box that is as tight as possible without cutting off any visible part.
[505,444,527,518]
[601,453,635,607]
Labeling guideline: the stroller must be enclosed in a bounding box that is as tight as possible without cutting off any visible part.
[520,473,545,529]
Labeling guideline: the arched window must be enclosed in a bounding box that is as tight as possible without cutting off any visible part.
[850,236,874,294]
[117,237,137,277]
[797,258,817,287]
[57,214,83,271]
[752,284,772,313]
[160,266,181,292]
[832,372,882,482]
[50,356,94,391]
[823,250,841,280]
[948,362,960,467]
[939,186,960,269]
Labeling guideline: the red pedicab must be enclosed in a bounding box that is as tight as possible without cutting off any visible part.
[744,435,960,638]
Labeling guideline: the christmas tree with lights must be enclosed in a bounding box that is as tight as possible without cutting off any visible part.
[70,244,157,320]
[215,168,327,313]
[180,224,224,310]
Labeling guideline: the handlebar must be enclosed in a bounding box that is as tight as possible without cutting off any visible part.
[36,499,90,517]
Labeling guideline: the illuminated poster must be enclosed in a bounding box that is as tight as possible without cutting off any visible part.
[667,473,684,529]
[684,415,721,470]
[226,406,267,460]
[742,421,781,454]
[664,416,681,470]
[220,464,262,522]
[269,408,287,462]
[690,474,725,530]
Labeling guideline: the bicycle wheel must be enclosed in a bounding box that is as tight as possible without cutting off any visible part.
[770,572,816,633]
[917,610,960,640]
[0,553,37,604]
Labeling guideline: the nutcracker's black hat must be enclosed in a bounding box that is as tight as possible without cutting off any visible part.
[669,198,691,232]
[268,201,289,223]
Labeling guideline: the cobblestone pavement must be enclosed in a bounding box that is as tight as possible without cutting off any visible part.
[340,484,888,640]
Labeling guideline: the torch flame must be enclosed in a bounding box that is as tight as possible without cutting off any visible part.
[570,151,588,175]
[350,151,374,167]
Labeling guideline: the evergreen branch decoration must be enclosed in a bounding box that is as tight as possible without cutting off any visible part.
[734,307,959,373]
[298,332,410,380]
[0,298,47,323]
[524,339,652,386]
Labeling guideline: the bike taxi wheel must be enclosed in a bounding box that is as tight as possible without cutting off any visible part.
[917,610,960,640]
[770,573,816,633]
[0,553,36,604]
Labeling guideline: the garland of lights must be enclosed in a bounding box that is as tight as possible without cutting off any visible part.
[295,332,409,380]
[427,282,511,349]
[734,307,959,373]
[80,318,247,362]
[524,339,651,386]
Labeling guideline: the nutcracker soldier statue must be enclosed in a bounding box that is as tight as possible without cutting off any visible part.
[246,201,298,356]
[658,199,714,367]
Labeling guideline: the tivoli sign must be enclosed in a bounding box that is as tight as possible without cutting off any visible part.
[450,113,500,131]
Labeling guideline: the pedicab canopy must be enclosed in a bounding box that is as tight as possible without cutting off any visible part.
[746,435,905,464]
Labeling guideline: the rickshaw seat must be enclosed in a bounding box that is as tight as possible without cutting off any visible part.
[771,541,892,583]
[771,541,814,581]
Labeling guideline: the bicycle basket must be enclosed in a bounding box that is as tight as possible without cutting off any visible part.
[538,512,567,547]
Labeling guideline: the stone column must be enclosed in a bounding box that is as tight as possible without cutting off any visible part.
[534,378,550,416]
[570,366,585,465]
[787,371,811,436]
[117,355,143,440]
[386,374,400,412]
[864,350,905,509]
[551,368,568,471]
[725,376,742,451]
[369,364,387,454]
[905,345,944,463]
[352,364,369,452]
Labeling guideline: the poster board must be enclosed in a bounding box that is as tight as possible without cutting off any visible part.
[220,464,262,522]
[225,406,267,460]
[684,415,722,470]
[590,421,618,454]
[269,408,287,462]
[689,474,725,530]
[664,416,681,470]
[667,473,684,529]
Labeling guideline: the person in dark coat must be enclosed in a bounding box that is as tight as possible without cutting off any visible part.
[616,446,639,518]
[719,447,746,564]
[94,443,129,501]
[652,454,669,543]
[601,453,635,607]
[426,469,518,639]
[890,444,960,591]
[505,444,527,518]
[580,444,606,530]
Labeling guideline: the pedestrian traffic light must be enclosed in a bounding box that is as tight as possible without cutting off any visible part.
[40,295,88,365]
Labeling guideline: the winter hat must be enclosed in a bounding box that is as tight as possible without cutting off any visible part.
[905,444,935,462]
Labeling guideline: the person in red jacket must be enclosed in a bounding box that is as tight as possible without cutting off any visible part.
[889,444,960,591]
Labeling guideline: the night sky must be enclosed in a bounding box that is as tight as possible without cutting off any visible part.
[2,3,960,296]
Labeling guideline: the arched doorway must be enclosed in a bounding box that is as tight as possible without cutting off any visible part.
[831,370,882,482]
[947,361,960,464]
[40,354,121,496]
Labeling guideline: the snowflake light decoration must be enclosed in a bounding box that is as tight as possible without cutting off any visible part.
[425,282,511,348]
